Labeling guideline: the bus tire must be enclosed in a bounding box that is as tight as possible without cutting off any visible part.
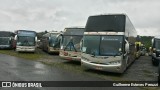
[152,58,158,66]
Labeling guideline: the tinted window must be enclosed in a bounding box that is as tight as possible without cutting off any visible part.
[85,15,125,32]
[83,36,100,55]
[100,36,123,56]
[17,36,35,46]
[63,35,83,52]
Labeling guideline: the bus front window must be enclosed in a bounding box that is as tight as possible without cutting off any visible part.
[17,36,35,46]
[83,36,100,55]
[63,36,83,52]
[83,35,123,56]
[0,37,10,45]
[49,36,57,46]
[49,33,61,48]
[100,36,123,56]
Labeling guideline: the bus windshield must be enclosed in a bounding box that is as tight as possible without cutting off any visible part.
[155,39,160,50]
[0,37,10,45]
[49,35,60,48]
[83,35,123,56]
[50,33,59,37]
[17,36,35,46]
[100,36,123,56]
[82,36,100,55]
[63,35,83,52]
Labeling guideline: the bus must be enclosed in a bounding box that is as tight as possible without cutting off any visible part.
[150,36,160,83]
[81,14,140,73]
[15,30,37,52]
[151,36,160,66]
[59,27,84,61]
[41,31,62,53]
[0,31,15,49]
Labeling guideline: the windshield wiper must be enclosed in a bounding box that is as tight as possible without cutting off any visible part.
[64,41,77,52]
[22,40,31,46]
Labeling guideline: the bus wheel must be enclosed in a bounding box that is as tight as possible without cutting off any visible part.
[152,58,158,66]
[46,46,49,53]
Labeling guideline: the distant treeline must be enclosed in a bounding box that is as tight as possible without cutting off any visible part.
[140,36,153,51]
[37,31,48,40]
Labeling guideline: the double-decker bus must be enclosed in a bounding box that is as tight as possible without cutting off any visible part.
[0,31,15,49]
[150,36,160,83]
[81,14,140,73]
[15,30,37,52]
[41,31,62,53]
[151,36,160,66]
[59,27,84,61]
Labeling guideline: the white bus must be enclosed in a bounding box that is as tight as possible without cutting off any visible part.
[150,36,160,83]
[41,31,62,53]
[81,14,140,73]
[59,27,84,61]
[151,36,160,66]
[15,30,37,52]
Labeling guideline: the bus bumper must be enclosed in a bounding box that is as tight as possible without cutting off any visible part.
[48,47,59,53]
[16,46,35,52]
[59,51,81,61]
[0,45,11,49]
[81,59,124,73]
[60,55,81,61]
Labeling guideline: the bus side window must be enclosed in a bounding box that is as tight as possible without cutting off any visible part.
[125,39,129,53]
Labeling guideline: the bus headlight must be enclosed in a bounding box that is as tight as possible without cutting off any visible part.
[53,44,55,46]
[108,61,121,65]
[64,52,68,56]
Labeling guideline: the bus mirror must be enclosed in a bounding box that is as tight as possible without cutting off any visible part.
[37,40,40,42]
[125,42,129,52]
[60,45,63,50]
[153,48,156,51]
[82,47,86,53]
[80,39,83,51]
[14,35,17,40]
[35,37,38,42]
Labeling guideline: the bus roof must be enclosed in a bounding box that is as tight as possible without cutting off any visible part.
[154,35,160,39]
[85,14,126,32]
[16,30,36,37]
[0,31,15,37]
[15,30,36,33]
[63,27,85,35]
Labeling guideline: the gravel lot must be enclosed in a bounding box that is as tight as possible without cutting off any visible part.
[38,50,159,82]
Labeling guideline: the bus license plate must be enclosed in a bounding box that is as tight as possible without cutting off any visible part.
[66,58,72,60]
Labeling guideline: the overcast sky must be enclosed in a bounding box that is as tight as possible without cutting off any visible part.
[0,0,159,36]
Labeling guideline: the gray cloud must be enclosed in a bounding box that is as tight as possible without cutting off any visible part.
[0,0,160,36]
